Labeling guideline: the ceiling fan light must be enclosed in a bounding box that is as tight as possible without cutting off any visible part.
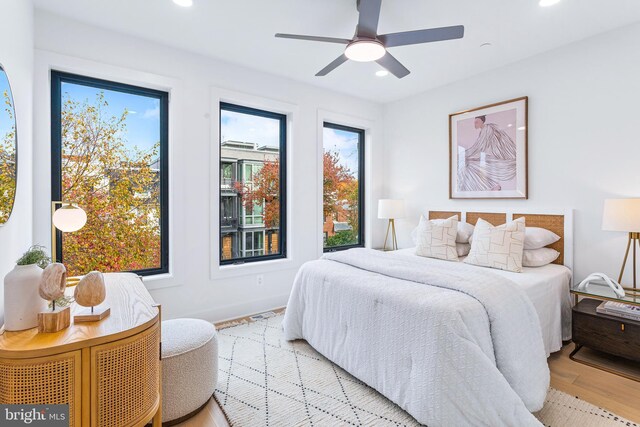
[173,0,193,7]
[345,40,386,62]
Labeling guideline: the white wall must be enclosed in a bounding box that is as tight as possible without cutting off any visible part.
[383,22,640,283]
[33,11,384,322]
[0,0,34,323]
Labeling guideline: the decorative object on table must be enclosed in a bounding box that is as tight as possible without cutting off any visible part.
[378,199,405,251]
[37,262,71,333]
[449,97,528,199]
[50,200,87,269]
[3,246,49,331]
[73,271,110,322]
[577,272,625,298]
[596,301,640,321]
[602,198,640,290]
[0,65,18,225]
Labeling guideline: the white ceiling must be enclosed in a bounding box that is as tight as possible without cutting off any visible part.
[34,0,640,103]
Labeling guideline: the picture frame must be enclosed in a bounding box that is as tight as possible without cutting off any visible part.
[449,96,528,199]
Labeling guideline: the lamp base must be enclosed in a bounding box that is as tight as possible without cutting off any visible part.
[382,219,398,251]
[618,232,640,289]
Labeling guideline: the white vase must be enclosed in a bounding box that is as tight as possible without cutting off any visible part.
[4,264,47,331]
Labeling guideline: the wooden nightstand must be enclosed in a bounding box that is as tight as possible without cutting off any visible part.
[571,298,640,380]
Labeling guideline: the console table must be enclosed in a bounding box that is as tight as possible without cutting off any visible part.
[0,273,162,427]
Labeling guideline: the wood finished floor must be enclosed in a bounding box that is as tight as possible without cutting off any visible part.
[178,332,640,426]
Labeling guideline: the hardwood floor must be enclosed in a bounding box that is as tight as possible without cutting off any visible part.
[177,318,640,427]
[549,344,640,423]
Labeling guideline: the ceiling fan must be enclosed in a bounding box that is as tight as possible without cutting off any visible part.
[275,0,464,79]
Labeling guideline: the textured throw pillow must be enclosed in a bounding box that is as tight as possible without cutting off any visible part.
[523,248,560,267]
[411,221,474,245]
[456,243,471,257]
[415,215,459,261]
[524,227,561,250]
[464,217,526,273]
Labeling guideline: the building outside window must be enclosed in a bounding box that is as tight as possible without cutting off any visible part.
[323,122,365,251]
[219,103,286,264]
[51,71,169,276]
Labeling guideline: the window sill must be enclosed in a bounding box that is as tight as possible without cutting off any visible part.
[141,273,183,291]
[212,257,297,280]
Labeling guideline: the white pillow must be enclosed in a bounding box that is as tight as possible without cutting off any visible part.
[415,215,459,261]
[523,248,560,267]
[411,220,474,244]
[464,217,526,273]
[524,227,561,250]
[456,243,471,257]
[456,222,475,243]
[469,225,560,250]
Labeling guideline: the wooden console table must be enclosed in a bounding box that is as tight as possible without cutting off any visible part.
[0,273,162,427]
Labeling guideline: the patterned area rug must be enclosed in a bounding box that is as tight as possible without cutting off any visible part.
[214,315,638,427]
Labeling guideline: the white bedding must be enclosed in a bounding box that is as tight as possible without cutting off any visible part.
[395,248,573,355]
[284,248,551,427]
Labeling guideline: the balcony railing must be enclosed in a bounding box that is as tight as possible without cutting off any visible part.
[221,217,238,228]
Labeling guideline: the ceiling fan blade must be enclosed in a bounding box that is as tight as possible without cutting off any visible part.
[376,52,410,78]
[356,0,382,38]
[316,54,349,76]
[379,25,465,48]
[275,33,352,44]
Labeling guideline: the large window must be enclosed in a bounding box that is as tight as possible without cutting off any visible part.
[219,102,286,265]
[323,122,364,251]
[51,71,169,276]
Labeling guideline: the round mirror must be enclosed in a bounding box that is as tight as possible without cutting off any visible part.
[0,65,17,225]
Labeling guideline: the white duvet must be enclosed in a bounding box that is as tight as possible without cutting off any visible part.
[283,249,549,427]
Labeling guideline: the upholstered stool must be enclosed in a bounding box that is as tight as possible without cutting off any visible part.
[161,318,218,425]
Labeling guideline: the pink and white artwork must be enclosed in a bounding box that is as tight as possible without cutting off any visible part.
[449,97,528,199]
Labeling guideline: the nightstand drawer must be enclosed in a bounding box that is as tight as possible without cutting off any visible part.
[573,299,640,362]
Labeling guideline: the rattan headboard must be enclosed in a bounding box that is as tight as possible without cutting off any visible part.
[428,209,573,269]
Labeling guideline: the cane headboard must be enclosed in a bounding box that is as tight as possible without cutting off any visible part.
[428,209,573,269]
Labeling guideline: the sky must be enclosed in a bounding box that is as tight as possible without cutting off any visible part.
[0,70,15,145]
[323,127,360,175]
[221,109,280,148]
[61,81,160,152]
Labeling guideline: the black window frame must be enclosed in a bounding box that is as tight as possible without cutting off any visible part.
[322,121,365,253]
[50,70,170,277]
[219,102,287,265]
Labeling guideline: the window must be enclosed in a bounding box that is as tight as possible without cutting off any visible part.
[51,71,169,276]
[323,122,365,251]
[219,102,286,265]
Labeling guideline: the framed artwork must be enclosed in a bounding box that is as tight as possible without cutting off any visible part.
[449,96,528,199]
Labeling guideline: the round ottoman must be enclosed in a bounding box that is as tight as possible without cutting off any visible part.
[161,318,218,425]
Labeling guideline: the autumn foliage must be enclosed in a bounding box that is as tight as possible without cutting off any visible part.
[234,159,280,229]
[323,151,359,247]
[0,90,16,223]
[60,92,161,276]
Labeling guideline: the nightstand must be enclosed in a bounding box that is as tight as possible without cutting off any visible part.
[571,298,640,380]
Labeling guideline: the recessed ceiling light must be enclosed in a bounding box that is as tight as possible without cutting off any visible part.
[376,70,389,77]
[173,0,193,7]
[345,40,386,62]
[539,0,561,7]
[480,42,492,48]
[518,126,526,131]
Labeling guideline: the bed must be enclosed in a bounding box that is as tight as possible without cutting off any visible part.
[283,210,573,427]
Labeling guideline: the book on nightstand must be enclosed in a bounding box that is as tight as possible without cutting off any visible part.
[596,301,640,322]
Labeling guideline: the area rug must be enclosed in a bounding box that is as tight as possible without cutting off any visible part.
[214,315,638,427]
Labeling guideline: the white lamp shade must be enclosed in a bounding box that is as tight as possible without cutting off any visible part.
[602,199,640,232]
[378,199,405,219]
[52,205,87,232]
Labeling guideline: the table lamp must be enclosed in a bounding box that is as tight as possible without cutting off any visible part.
[378,199,405,251]
[602,198,640,290]
[51,201,87,284]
